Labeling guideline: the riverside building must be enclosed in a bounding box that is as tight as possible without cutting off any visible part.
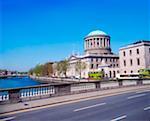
[119,40,150,78]
[67,30,120,79]
[54,29,149,79]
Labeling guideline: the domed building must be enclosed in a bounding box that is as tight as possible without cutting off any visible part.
[67,29,120,79]
[84,30,112,55]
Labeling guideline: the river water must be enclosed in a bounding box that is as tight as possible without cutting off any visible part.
[0,77,41,89]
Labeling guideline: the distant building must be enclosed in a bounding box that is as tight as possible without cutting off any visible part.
[119,40,150,77]
[53,30,150,79]
[67,30,119,79]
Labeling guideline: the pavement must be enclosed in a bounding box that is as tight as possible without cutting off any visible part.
[0,85,150,121]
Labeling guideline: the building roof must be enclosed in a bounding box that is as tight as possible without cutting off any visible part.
[87,30,107,37]
[132,40,150,45]
[120,40,150,50]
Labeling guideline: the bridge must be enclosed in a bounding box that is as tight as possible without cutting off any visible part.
[0,79,150,104]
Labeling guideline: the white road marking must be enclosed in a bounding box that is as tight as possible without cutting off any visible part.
[74,102,106,112]
[136,90,150,94]
[144,106,150,111]
[110,115,127,121]
[127,94,146,99]
[0,116,16,121]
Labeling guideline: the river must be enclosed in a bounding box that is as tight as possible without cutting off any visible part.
[0,77,42,89]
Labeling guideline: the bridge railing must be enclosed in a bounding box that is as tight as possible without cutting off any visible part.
[0,79,150,104]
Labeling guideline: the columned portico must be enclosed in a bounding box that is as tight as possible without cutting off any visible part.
[84,30,111,55]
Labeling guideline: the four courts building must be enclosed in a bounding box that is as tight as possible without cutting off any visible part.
[67,30,120,79]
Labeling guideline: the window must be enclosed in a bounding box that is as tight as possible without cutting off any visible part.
[97,42,99,45]
[149,48,150,53]
[96,64,99,68]
[97,38,99,40]
[113,59,115,62]
[105,58,107,62]
[100,58,102,62]
[124,60,126,66]
[109,71,112,78]
[113,71,116,77]
[124,71,126,73]
[137,58,140,65]
[91,58,93,62]
[131,70,133,73]
[117,70,119,73]
[91,64,94,69]
[137,48,139,54]
[96,58,98,62]
[129,50,132,55]
[130,59,133,66]
[116,64,119,67]
[113,64,115,67]
[110,59,112,62]
[109,64,112,67]
[123,51,126,56]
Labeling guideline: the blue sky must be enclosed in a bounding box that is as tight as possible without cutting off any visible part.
[0,0,149,71]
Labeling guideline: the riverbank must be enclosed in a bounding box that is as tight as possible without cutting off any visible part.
[29,75,97,83]
[0,74,28,79]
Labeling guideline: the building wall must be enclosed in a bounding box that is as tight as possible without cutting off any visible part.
[67,55,119,79]
[119,42,150,75]
[144,46,150,68]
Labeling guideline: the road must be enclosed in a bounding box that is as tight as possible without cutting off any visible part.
[0,89,150,121]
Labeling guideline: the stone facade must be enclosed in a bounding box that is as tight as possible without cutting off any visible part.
[119,41,150,76]
[55,30,149,79]
[67,30,119,79]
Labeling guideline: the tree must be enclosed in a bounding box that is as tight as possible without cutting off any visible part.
[29,62,54,77]
[75,60,86,80]
[29,64,44,76]
[56,60,69,77]
[42,62,53,76]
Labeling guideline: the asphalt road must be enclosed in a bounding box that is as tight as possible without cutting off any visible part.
[0,90,150,121]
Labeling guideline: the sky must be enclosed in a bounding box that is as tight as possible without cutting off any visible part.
[0,0,149,71]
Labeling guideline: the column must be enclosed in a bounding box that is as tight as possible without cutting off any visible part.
[92,39,94,48]
[86,40,88,49]
[107,39,109,48]
[105,38,107,48]
[84,41,86,50]
[99,39,101,47]
[89,40,91,49]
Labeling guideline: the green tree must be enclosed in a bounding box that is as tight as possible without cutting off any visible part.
[75,60,86,80]
[42,62,53,76]
[29,62,54,77]
[56,60,69,77]
[29,64,44,76]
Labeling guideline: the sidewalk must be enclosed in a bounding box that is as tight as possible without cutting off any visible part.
[0,85,150,115]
